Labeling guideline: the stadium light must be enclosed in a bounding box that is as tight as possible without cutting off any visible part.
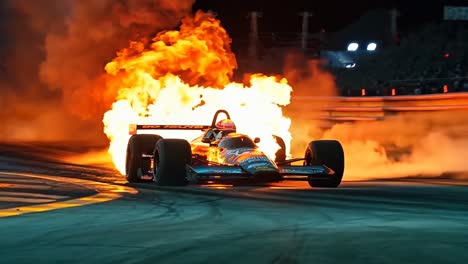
[367,42,377,51]
[347,42,359,51]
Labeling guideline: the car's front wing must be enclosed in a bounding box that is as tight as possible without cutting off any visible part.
[186,164,334,182]
[279,165,335,181]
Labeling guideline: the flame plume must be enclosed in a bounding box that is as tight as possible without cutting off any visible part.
[103,11,292,174]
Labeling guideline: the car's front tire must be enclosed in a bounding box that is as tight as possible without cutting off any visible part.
[153,139,191,186]
[305,140,344,188]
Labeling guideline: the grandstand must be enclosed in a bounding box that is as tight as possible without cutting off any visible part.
[330,20,468,96]
[235,6,468,96]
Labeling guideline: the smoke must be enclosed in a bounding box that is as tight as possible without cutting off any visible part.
[283,52,339,158]
[284,54,468,179]
[283,51,337,97]
[0,0,194,143]
[290,106,468,180]
[283,52,468,179]
[321,111,468,180]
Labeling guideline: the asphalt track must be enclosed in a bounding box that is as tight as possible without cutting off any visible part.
[1,142,468,264]
[0,173,97,210]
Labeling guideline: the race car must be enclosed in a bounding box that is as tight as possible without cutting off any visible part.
[125,110,344,188]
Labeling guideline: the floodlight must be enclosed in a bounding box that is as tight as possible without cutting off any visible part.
[367,42,377,51]
[347,42,359,51]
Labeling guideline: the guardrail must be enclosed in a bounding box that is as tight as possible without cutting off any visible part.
[287,92,468,122]
[340,77,468,96]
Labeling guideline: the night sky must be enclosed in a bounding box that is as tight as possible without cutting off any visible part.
[193,0,466,38]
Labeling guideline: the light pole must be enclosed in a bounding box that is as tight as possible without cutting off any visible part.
[248,11,262,58]
[299,12,314,50]
[390,8,400,45]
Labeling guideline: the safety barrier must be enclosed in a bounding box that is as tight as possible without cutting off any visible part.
[288,92,468,122]
[340,77,468,96]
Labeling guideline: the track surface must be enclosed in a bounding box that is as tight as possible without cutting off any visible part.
[1,142,468,263]
[0,173,97,209]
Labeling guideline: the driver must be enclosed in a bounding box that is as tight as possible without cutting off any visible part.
[214,119,237,139]
[202,118,237,142]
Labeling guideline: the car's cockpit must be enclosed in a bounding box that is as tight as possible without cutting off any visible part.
[199,110,260,149]
[201,115,237,143]
[218,134,257,149]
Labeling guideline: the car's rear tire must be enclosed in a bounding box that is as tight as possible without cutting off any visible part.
[273,135,286,162]
[126,134,162,183]
[305,140,344,188]
[153,139,191,186]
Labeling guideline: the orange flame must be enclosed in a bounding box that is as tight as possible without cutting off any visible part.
[102,11,292,174]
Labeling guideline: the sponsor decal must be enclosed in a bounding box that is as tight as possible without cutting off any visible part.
[196,166,241,175]
[253,166,277,171]
[281,167,325,174]
[138,125,209,130]
[242,156,270,163]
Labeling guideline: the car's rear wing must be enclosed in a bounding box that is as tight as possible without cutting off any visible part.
[129,124,211,135]
[128,110,232,135]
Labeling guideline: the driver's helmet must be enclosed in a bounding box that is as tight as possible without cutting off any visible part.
[215,119,236,139]
[216,119,236,131]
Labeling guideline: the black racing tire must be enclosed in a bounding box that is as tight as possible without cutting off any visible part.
[305,140,344,188]
[273,135,286,163]
[126,134,162,183]
[153,139,191,186]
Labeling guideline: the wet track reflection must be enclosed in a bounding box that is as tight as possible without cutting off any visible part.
[1,142,468,263]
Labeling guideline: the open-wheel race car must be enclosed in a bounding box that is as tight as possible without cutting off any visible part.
[125,110,345,188]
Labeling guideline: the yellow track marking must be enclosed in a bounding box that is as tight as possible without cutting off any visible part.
[0,172,138,218]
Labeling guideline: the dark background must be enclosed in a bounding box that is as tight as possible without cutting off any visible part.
[193,0,466,37]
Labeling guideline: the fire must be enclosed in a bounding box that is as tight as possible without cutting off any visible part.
[103,11,292,174]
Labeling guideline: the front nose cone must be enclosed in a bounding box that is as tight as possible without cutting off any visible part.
[237,151,281,181]
[252,169,281,182]
[244,162,281,181]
